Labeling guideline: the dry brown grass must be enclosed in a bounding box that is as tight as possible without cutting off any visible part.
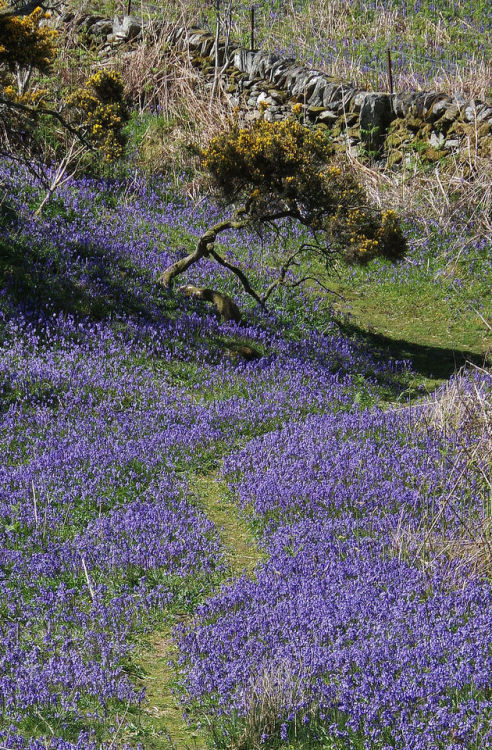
[110,19,234,184]
[392,366,491,582]
[346,140,492,249]
[235,661,310,750]
[255,0,491,101]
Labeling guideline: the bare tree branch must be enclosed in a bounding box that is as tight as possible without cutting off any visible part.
[209,248,266,309]
[0,96,95,151]
[158,211,250,287]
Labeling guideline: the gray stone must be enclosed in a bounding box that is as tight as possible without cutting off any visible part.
[200,37,214,56]
[187,30,210,50]
[233,48,257,75]
[453,93,467,108]
[393,92,418,118]
[76,15,101,30]
[429,131,446,148]
[427,96,452,121]
[349,90,367,112]
[268,58,296,87]
[322,83,343,106]
[359,93,394,155]
[304,73,327,101]
[113,15,141,40]
[476,105,492,121]
[106,33,126,45]
[87,20,113,39]
[251,52,278,79]
[440,103,460,123]
[317,109,339,123]
[283,66,307,94]
[307,77,330,107]
[290,72,320,100]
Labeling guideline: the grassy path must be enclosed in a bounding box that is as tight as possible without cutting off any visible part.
[194,472,265,579]
[132,472,264,749]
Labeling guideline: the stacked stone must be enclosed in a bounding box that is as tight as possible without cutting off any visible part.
[58,14,492,165]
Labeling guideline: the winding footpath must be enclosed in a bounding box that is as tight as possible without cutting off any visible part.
[134,472,264,749]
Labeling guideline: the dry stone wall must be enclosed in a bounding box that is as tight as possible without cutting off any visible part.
[60,12,492,167]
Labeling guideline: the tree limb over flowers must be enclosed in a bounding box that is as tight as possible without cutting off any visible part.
[159,114,408,318]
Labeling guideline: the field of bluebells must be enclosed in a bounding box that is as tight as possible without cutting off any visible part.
[0,155,490,750]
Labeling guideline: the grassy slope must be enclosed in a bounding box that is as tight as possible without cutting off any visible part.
[2,4,490,749]
[329,266,490,393]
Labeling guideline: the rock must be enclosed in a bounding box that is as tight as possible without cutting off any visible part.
[86,20,112,42]
[427,96,452,121]
[393,92,419,118]
[224,344,262,362]
[307,106,337,123]
[256,91,272,106]
[476,105,492,122]
[453,93,467,108]
[429,131,446,149]
[268,58,296,87]
[322,83,343,107]
[308,77,330,107]
[290,72,321,100]
[113,15,141,41]
[106,33,126,46]
[200,37,215,57]
[359,93,394,155]
[347,90,365,112]
[233,49,257,75]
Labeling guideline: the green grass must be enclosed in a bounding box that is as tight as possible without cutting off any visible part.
[126,473,265,750]
[330,273,490,394]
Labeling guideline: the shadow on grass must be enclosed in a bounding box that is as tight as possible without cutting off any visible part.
[0,229,175,324]
[338,320,488,382]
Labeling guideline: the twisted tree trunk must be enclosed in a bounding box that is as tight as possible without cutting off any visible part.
[178,284,242,323]
[158,213,249,288]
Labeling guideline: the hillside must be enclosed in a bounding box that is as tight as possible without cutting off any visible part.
[0,2,490,750]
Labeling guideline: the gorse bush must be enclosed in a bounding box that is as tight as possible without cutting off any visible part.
[160,114,407,308]
[204,115,406,264]
[0,3,128,211]
[66,70,129,162]
[0,2,57,92]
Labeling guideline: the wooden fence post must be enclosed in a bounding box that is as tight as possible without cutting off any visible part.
[387,48,394,95]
